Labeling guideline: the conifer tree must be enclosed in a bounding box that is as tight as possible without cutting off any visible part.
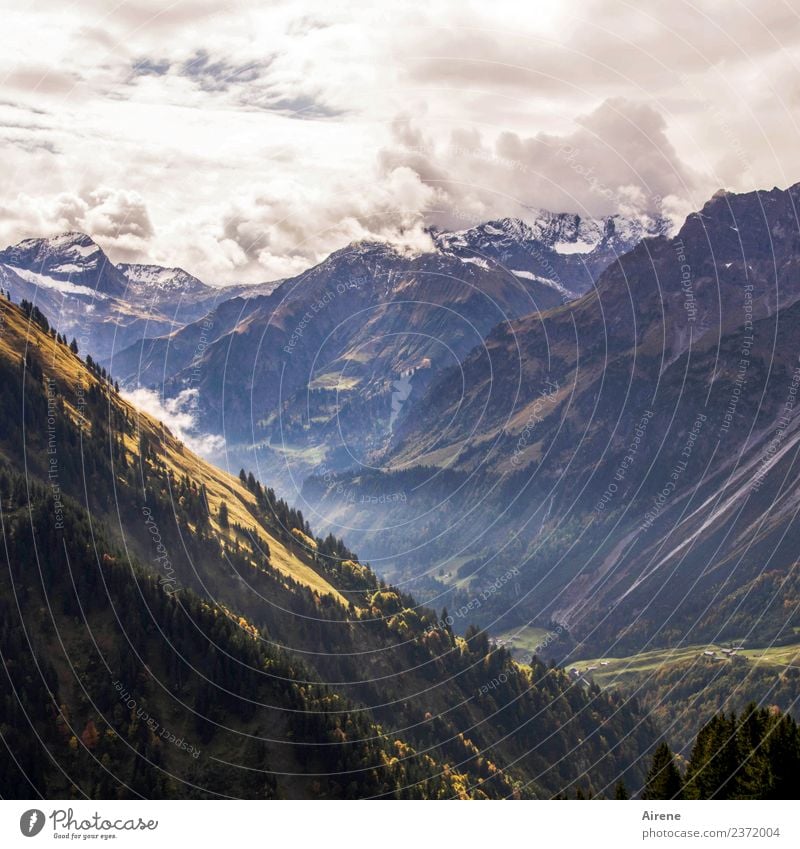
[684,714,740,799]
[643,741,684,800]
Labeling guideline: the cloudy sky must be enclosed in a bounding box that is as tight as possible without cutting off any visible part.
[1,0,799,283]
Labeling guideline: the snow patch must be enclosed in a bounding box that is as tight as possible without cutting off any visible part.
[553,239,599,255]
[459,256,492,270]
[48,233,99,254]
[10,266,105,298]
[51,263,86,274]
[511,269,574,299]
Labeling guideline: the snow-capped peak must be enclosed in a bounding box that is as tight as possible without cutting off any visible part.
[0,231,129,296]
[118,263,209,294]
[437,211,669,255]
[3,231,103,269]
[432,209,671,296]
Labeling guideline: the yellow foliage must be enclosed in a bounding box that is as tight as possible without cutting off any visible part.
[368,590,402,614]
[219,604,260,640]
[291,527,318,550]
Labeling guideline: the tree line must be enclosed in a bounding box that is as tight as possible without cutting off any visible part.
[642,706,800,800]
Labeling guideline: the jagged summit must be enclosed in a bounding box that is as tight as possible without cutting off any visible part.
[430,210,671,296]
[0,233,225,357]
[118,262,211,294]
[2,231,102,267]
[436,210,670,255]
[0,230,126,296]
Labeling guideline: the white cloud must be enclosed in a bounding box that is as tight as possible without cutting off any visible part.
[122,387,225,457]
[379,98,707,227]
[0,0,798,281]
[0,187,153,258]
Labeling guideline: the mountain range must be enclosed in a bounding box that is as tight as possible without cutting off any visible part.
[2,186,799,798]
[304,184,800,658]
[101,210,666,483]
[0,232,277,362]
[0,208,663,491]
[3,192,798,662]
[0,293,657,798]
[432,210,669,297]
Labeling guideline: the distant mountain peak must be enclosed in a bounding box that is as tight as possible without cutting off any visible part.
[436,209,669,253]
[431,208,670,295]
[3,230,103,268]
[118,262,210,294]
[0,230,129,296]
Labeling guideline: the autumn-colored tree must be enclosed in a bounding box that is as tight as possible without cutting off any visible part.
[81,719,101,750]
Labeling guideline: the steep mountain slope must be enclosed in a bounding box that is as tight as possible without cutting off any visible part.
[0,294,658,798]
[394,186,800,462]
[0,483,473,800]
[109,293,264,388]
[303,184,800,657]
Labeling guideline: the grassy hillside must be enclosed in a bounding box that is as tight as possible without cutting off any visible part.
[573,641,800,753]
[0,296,343,604]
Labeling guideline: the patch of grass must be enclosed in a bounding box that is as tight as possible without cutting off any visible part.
[434,555,474,588]
[494,625,553,662]
[309,373,360,391]
[572,641,800,688]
